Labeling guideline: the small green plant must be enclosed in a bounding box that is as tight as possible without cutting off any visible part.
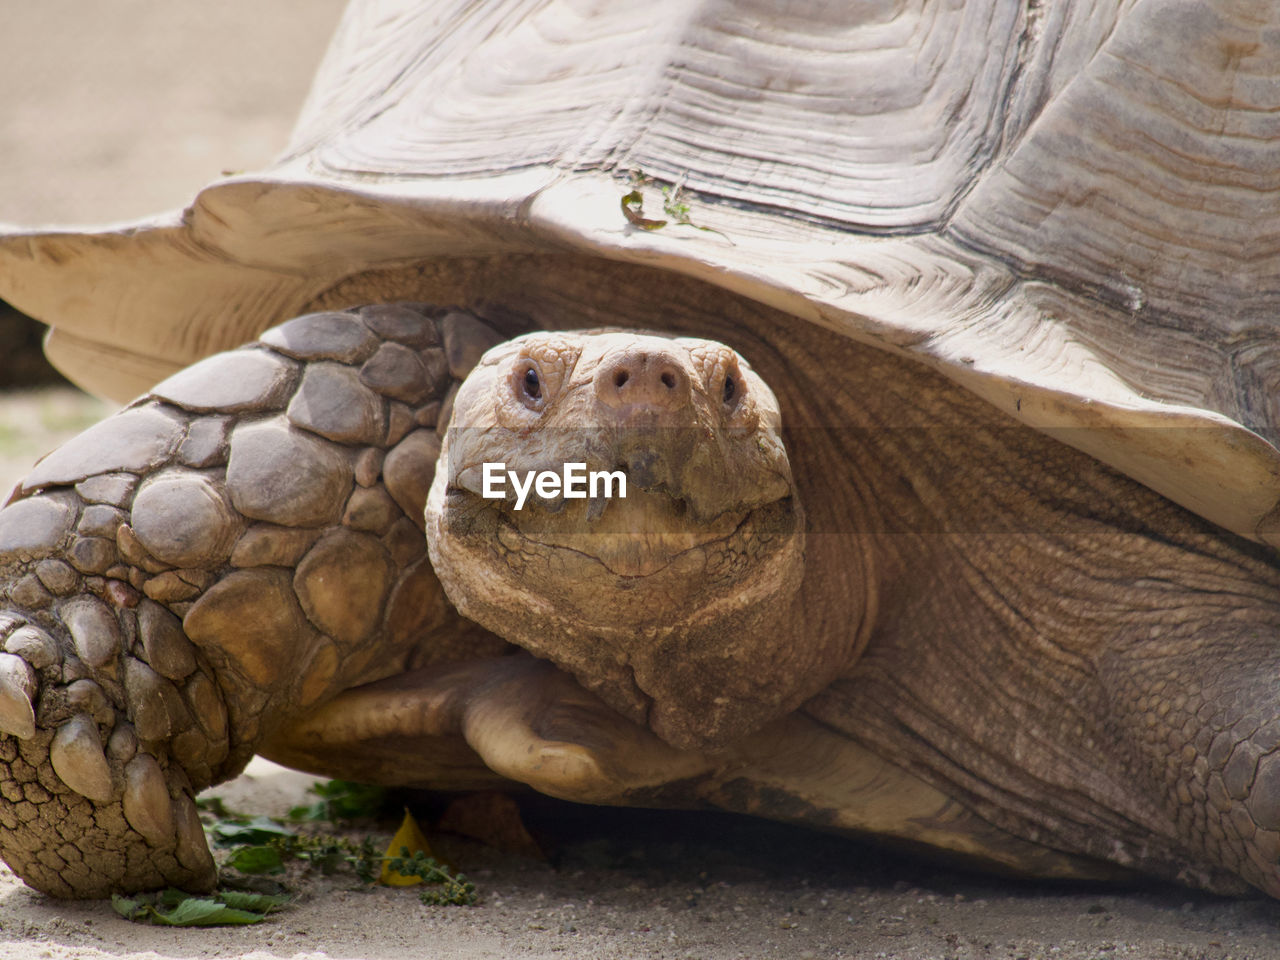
[385,847,478,907]
[221,830,476,906]
[660,182,695,225]
[621,170,731,242]
[223,830,378,880]
[112,782,479,926]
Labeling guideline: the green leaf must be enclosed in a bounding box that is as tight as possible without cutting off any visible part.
[195,795,234,819]
[153,898,266,926]
[218,874,290,896]
[216,890,292,913]
[110,894,142,921]
[225,844,285,875]
[152,898,231,926]
[212,815,295,847]
[286,801,326,822]
[620,190,668,230]
[288,780,386,822]
[112,889,289,927]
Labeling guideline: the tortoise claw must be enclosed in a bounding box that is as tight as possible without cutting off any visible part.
[174,790,215,877]
[122,754,175,847]
[50,714,114,803]
[3,623,58,669]
[0,653,36,739]
[61,596,123,671]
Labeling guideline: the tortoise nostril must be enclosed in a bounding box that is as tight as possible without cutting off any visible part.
[595,347,691,411]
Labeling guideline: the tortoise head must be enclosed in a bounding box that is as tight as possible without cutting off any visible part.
[425,330,805,750]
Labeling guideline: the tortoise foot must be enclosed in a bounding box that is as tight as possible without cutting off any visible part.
[262,654,712,804]
[0,611,215,897]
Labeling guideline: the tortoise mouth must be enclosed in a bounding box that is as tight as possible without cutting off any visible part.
[443,479,792,580]
[498,485,753,578]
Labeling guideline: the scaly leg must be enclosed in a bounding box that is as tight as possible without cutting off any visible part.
[0,303,507,895]
[265,652,1124,882]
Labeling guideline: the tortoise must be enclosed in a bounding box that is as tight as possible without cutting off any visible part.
[2,0,1280,901]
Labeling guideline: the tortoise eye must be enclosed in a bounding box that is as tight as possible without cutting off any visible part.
[723,375,736,405]
[522,366,541,401]
[500,341,579,426]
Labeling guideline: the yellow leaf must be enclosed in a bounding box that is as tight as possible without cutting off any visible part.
[378,809,433,886]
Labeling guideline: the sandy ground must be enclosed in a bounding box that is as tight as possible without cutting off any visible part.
[3,3,1280,958]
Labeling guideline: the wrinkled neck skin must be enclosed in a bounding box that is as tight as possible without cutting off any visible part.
[426,330,870,750]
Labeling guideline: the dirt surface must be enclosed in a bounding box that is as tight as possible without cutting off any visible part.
[0,755,1277,960]
[3,2,1280,958]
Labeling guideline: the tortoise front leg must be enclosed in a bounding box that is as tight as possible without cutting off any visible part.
[265,651,1126,883]
[261,654,712,802]
[0,303,504,896]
